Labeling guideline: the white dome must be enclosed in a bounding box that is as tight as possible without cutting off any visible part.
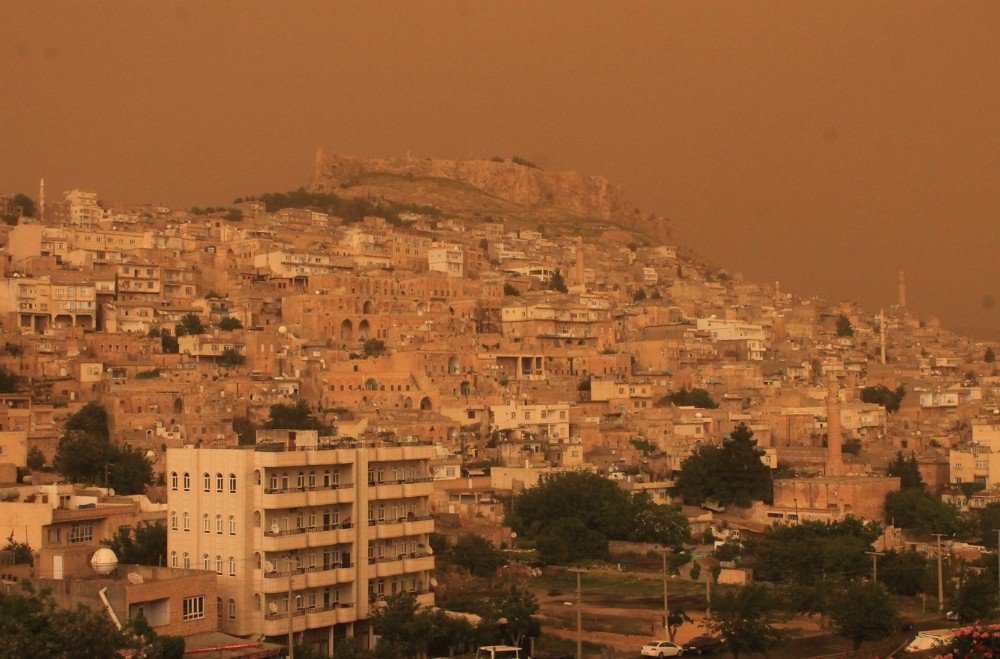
[91,548,119,575]
[278,325,288,335]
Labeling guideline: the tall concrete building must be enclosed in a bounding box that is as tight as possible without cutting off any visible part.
[166,430,435,654]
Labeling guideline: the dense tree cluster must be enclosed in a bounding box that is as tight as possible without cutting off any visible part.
[674,423,771,507]
[658,387,718,409]
[0,366,25,394]
[244,188,439,226]
[506,471,689,563]
[885,451,925,489]
[102,522,167,566]
[263,401,331,434]
[836,314,854,337]
[861,385,906,413]
[54,403,152,495]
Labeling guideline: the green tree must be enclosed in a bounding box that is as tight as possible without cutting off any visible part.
[836,314,854,337]
[628,497,690,545]
[861,385,906,413]
[660,387,718,409]
[709,584,783,659]
[885,451,925,489]
[953,570,999,622]
[2,533,33,565]
[264,400,330,433]
[878,548,928,596]
[220,347,245,366]
[842,438,863,456]
[675,423,772,507]
[13,193,35,217]
[66,401,110,440]
[160,332,179,354]
[217,316,243,330]
[884,488,967,536]
[493,586,540,648]
[533,517,607,563]
[225,208,243,222]
[233,416,257,445]
[667,608,693,641]
[979,503,1000,548]
[0,584,126,657]
[369,593,436,658]
[830,581,899,652]
[633,288,646,302]
[54,431,111,484]
[175,314,205,336]
[548,269,568,293]
[502,283,520,296]
[102,522,166,566]
[26,446,45,471]
[450,534,505,578]
[362,339,387,357]
[0,367,24,394]
[107,442,154,494]
[986,347,996,363]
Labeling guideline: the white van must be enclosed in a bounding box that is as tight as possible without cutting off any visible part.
[476,646,525,659]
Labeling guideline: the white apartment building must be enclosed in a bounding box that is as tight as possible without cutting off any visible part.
[490,402,571,441]
[427,245,464,278]
[166,430,435,655]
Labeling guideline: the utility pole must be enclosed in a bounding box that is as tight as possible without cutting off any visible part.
[933,534,945,614]
[705,571,712,622]
[995,530,1000,600]
[288,571,295,659]
[866,551,884,582]
[575,571,582,659]
[662,549,671,642]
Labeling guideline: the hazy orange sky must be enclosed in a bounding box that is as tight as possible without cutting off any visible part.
[2,1,997,339]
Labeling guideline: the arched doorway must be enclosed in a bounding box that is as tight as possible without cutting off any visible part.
[358,319,370,341]
[448,356,460,375]
[419,397,432,411]
[340,319,353,341]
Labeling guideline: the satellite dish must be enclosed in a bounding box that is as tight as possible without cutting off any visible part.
[127,572,144,584]
[264,560,275,573]
[91,548,119,575]
[268,602,278,614]
[429,577,438,588]
[270,523,280,535]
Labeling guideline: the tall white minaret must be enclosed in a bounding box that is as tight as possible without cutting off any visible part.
[39,178,45,221]
[898,270,907,309]
[880,309,887,365]
[825,375,844,477]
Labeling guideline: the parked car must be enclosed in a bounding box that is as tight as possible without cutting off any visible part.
[640,640,684,657]
[681,636,723,654]
[476,646,526,659]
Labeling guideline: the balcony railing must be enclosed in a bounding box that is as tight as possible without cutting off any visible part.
[264,482,354,495]
[368,551,432,565]
[264,601,354,620]
[264,522,354,537]
[367,515,433,527]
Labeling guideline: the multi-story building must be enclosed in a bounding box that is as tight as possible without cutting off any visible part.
[166,430,435,654]
[427,245,464,278]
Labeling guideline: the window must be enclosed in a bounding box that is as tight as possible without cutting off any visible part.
[229,473,236,493]
[229,515,236,535]
[203,473,211,492]
[216,473,223,492]
[297,472,305,490]
[216,555,223,574]
[183,472,190,491]
[170,551,177,567]
[229,556,236,576]
[200,514,208,533]
[228,598,236,619]
[170,472,178,490]
[216,515,223,534]
[69,523,93,543]
[269,473,277,491]
[170,512,178,530]
[183,513,190,531]
[182,595,205,620]
[182,552,190,569]
[203,554,210,570]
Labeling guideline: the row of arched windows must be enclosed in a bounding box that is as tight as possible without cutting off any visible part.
[170,471,236,494]
[169,551,237,577]
[169,512,236,536]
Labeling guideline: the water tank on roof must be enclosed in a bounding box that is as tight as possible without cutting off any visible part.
[91,548,119,575]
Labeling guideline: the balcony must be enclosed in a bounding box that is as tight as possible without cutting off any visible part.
[368,552,433,578]
[369,477,432,501]
[261,482,355,509]
[262,523,355,553]
[254,448,357,468]
[263,605,355,636]
[369,516,433,540]
[262,565,355,593]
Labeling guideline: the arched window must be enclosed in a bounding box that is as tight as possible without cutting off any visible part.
[216,473,223,492]
[202,472,211,492]
[228,515,236,535]
[215,555,222,574]
[216,597,222,618]
[228,598,236,618]
[170,512,177,530]
[254,594,261,611]
[182,512,190,531]
[254,552,262,570]
[254,470,262,486]
[297,472,305,490]
[229,556,236,576]
[268,473,277,491]
[216,515,223,534]
[170,551,177,567]
[170,472,178,490]
[254,511,261,528]
[229,473,236,493]
[182,472,190,491]
[182,552,190,569]
[308,471,316,489]
[202,514,210,533]
[203,553,210,570]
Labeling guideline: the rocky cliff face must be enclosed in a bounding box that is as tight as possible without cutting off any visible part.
[310,150,670,241]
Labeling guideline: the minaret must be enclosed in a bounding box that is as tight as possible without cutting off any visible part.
[574,236,585,290]
[879,308,887,365]
[897,270,907,309]
[825,375,844,477]
[39,178,45,221]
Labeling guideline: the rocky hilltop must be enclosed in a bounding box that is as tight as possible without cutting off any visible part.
[310,149,670,241]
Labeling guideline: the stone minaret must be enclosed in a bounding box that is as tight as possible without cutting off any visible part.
[575,236,585,290]
[39,178,45,221]
[898,270,907,309]
[825,376,844,477]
